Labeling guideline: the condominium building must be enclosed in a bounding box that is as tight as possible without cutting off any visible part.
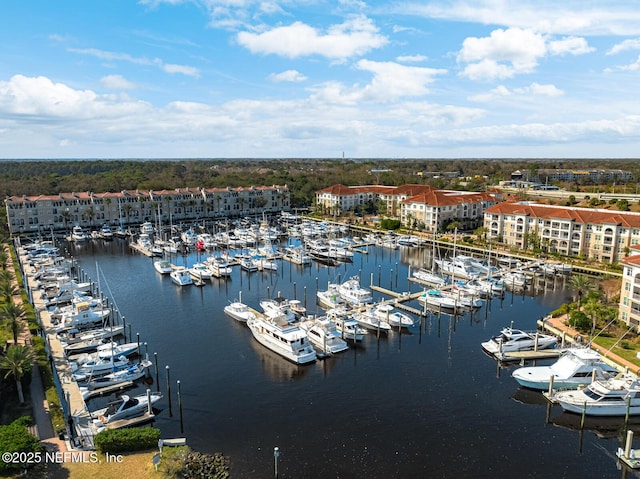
[537,168,633,184]
[484,202,640,262]
[316,183,498,232]
[620,249,640,330]
[4,185,290,235]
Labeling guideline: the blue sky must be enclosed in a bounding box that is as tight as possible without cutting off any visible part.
[1,1,640,159]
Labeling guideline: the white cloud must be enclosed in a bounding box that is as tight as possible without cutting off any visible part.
[470,82,563,102]
[268,70,307,82]
[101,75,136,90]
[617,56,640,71]
[236,15,388,60]
[356,60,446,101]
[393,1,640,36]
[458,28,547,80]
[69,47,200,77]
[608,38,640,55]
[162,63,201,77]
[396,54,428,63]
[547,36,594,56]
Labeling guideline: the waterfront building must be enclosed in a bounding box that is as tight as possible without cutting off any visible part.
[316,183,498,232]
[4,185,290,235]
[620,248,640,330]
[484,202,640,263]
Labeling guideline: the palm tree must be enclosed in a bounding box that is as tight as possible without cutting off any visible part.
[0,249,8,270]
[1,301,25,345]
[0,345,35,404]
[0,280,18,303]
[104,197,112,224]
[569,275,592,311]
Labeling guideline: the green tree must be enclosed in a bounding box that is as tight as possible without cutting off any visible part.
[1,301,25,345]
[0,249,8,270]
[0,345,35,404]
[569,275,592,311]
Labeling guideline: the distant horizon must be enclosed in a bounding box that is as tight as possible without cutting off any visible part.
[2,2,640,158]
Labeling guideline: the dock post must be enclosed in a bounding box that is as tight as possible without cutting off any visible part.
[166,365,172,417]
[580,401,586,429]
[154,352,160,392]
[548,376,555,398]
[293,282,297,300]
[274,447,280,479]
[137,332,141,356]
[625,430,634,459]
[147,388,152,415]
[626,397,632,427]
[303,286,307,309]
[122,316,126,341]
[177,380,184,434]
[395,262,398,288]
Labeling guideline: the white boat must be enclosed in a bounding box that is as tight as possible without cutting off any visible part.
[80,360,152,392]
[247,314,317,365]
[153,259,173,275]
[353,307,392,333]
[140,221,155,236]
[501,270,529,288]
[512,348,618,391]
[170,267,193,286]
[317,283,346,309]
[552,373,640,416]
[412,268,448,287]
[98,224,113,240]
[92,391,162,426]
[441,289,483,308]
[372,303,415,328]
[239,257,259,272]
[326,309,367,341]
[96,341,140,360]
[434,257,480,280]
[72,355,131,381]
[54,299,110,330]
[282,246,312,265]
[299,318,349,354]
[260,298,297,323]
[60,325,125,345]
[224,300,257,323]
[338,277,373,306]
[481,326,558,356]
[189,262,213,281]
[71,225,88,242]
[417,289,460,310]
[205,256,233,277]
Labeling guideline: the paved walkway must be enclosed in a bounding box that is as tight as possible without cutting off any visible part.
[3,243,67,453]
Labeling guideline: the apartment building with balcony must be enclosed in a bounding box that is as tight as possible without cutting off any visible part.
[620,249,640,330]
[316,183,498,232]
[4,185,290,235]
[484,202,640,263]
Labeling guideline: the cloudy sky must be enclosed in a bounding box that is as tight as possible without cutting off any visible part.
[2,0,640,159]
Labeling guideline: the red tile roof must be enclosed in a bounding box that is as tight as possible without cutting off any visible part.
[485,202,640,227]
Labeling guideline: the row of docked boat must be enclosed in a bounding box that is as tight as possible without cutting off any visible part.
[482,322,640,419]
[18,239,164,433]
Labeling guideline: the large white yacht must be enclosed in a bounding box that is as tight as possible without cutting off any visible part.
[337,277,373,306]
[247,314,317,365]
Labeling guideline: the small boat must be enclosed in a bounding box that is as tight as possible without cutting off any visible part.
[153,259,173,275]
[326,309,368,341]
[417,289,460,310]
[353,307,392,333]
[71,225,88,242]
[170,267,193,286]
[188,262,212,281]
[552,373,640,416]
[512,348,618,391]
[412,268,448,287]
[80,360,152,394]
[224,300,256,323]
[239,257,259,272]
[72,355,131,381]
[98,224,113,240]
[481,326,558,356]
[96,341,140,360]
[372,303,415,328]
[317,283,346,309]
[92,391,162,426]
[247,314,317,365]
[206,256,233,277]
[338,277,373,306]
[299,318,349,354]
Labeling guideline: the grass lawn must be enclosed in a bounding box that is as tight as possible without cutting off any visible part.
[594,336,640,368]
[55,451,160,479]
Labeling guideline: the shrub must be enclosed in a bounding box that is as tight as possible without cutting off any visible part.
[380,219,401,230]
[0,417,43,473]
[94,427,161,454]
[568,310,591,333]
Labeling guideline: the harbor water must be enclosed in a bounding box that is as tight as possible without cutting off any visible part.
[66,239,634,478]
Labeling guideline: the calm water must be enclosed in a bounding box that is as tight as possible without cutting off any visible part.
[65,239,638,478]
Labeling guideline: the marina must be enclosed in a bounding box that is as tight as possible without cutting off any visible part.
[17,226,640,478]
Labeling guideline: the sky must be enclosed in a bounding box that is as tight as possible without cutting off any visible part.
[1,1,640,160]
